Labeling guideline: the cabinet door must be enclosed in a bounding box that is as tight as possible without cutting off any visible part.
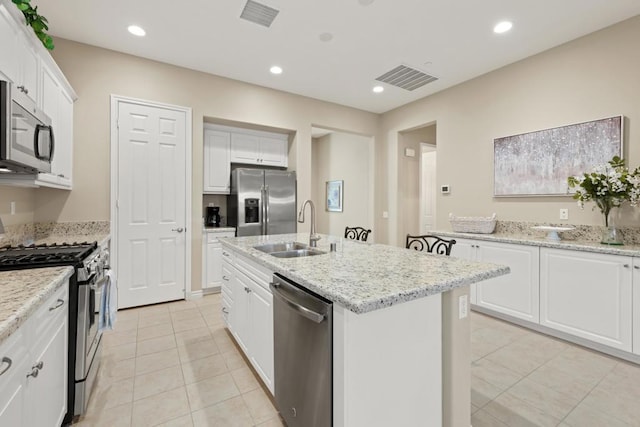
[54,89,74,187]
[204,241,222,289]
[230,133,260,164]
[634,258,640,355]
[232,270,252,354]
[450,238,478,303]
[27,318,68,427]
[259,136,287,167]
[248,282,274,394]
[17,32,38,103]
[0,332,28,427]
[540,248,632,351]
[475,241,539,322]
[203,130,230,194]
[0,6,18,83]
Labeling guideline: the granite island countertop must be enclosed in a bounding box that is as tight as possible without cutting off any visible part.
[219,233,509,314]
[429,230,640,257]
[0,266,74,345]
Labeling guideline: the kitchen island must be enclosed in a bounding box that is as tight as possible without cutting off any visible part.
[219,233,509,427]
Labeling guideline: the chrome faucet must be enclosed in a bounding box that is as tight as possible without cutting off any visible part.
[298,200,321,247]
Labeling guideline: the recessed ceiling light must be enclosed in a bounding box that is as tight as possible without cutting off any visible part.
[128,25,146,37]
[373,86,384,93]
[319,32,334,42]
[493,21,513,34]
[270,66,283,75]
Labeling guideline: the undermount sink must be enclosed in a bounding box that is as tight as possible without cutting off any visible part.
[254,241,310,254]
[270,249,326,258]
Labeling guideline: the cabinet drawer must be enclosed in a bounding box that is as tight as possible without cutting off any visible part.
[221,295,232,327]
[0,328,28,377]
[235,254,271,291]
[206,233,220,244]
[30,284,68,350]
[221,248,235,264]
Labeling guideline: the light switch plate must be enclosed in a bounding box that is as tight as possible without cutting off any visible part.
[559,209,569,220]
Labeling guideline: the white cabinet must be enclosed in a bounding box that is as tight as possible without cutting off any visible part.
[230,132,288,167]
[16,31,39,104]
[452,238,539,322]
[203,129,230,194]
[634,258,640,355]
[0,5,18,83]
[202,231,235,291]
[225,250,274,394]
[36,65,74,189]
[540,248,632,352]
[0,281,68,427]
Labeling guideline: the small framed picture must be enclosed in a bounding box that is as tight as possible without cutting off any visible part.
[326,180,343,212]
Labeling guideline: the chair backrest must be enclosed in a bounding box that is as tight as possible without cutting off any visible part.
[405,234,456,255]
[344,226,372,242]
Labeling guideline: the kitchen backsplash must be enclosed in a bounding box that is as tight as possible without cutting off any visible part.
[2,221,110,246]
[496,220,640,245]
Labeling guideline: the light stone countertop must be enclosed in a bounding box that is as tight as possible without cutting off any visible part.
[219,233,510,314]
[429,230,640,257]
[0,267,74,345]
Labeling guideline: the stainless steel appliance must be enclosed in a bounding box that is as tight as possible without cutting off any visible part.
[270,274,333,427]
[0,241,110,424]
[0,80,54,173]
[228,168,296,236]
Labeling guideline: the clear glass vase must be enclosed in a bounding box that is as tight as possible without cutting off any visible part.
[601,209,624,245]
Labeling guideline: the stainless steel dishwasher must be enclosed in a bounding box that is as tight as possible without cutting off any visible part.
[270,273,333,427]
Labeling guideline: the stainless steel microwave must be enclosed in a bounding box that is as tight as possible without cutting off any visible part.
[0,80,54,173]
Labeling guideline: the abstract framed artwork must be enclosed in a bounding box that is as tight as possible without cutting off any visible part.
[494,115,623,196]
[326,180,343,212]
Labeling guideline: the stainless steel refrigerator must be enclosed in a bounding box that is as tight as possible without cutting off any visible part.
[228,168,297,237]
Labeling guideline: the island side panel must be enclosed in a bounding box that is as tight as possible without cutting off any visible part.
[333,293,443,427]
[442,285,471,427]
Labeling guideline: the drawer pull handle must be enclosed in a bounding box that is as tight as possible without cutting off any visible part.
[624,264,630,268]
[0,357,12,376]
[222,276,229,281]
[49,299,65,311]
[33,361,44,370]
[26,368,39,378]
[222,307,229,314]
[634,266,640,270]
[244,287,251,293]
[222,252,230,257]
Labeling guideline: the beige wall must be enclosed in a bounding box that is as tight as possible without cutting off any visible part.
[381,15,640,246]
[312,133,374,239]
[29,39,379,290]
[0,185,36,227]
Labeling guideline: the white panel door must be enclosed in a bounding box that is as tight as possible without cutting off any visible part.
[540,248,632,351]
[420,150,436,233]
[117,101,187,308]
[231,270,252,354]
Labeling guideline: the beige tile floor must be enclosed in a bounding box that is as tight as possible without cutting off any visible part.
[470,311,640,427]
[73,293,283,427]
[76,294,640,427]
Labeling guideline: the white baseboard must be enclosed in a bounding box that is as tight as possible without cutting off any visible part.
[189,290,203,300]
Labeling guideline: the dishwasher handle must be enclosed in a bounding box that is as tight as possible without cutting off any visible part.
[270,282,325,323]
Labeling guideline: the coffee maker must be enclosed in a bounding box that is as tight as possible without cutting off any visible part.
[205,206,221,227]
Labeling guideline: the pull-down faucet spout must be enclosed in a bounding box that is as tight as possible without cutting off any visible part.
[298,200,321,247]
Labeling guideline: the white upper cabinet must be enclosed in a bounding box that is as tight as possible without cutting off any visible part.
[0,2,76,190]
[230,131,288,167]
[203,129,231,194]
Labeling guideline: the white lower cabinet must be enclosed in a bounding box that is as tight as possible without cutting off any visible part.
[634,258,640,355]
[225,250,274,394]
[0,281,69,427]
[202,231,235,291]
[540,248,632,352]
[452,238,539,322]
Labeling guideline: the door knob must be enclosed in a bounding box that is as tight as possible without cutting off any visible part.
[172,227,184,233]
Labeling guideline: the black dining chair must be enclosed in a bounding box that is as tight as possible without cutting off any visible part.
[405,234,456,255]
[344,226,372,242]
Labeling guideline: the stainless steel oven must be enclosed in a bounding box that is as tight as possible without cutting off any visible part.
[0,80,54,173]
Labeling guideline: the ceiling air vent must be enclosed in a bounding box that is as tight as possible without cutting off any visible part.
[240,0,280,28]
[375,65,438,91]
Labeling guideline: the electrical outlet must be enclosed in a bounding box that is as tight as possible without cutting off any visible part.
[559,209,569,220]
[459,295,468,319]
[10,202,15,215]
[382,211,389,219]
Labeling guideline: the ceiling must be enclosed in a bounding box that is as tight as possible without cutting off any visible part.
[36,0,640,114]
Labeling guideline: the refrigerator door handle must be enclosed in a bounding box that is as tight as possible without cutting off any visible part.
[261,186,267,235]
[265,185,270,235]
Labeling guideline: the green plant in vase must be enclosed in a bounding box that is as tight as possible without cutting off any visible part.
[568,156,640,245]
[12,0,54,50]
